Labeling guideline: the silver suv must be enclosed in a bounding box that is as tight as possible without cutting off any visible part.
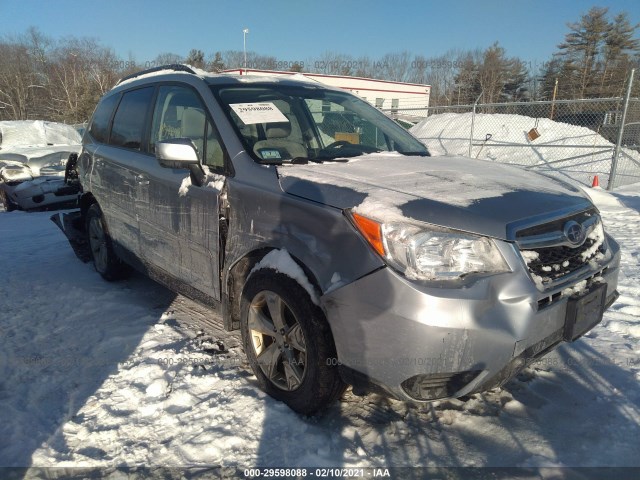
[75,65,620,414]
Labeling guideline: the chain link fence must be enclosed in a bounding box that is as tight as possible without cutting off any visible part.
[389,71,639,190]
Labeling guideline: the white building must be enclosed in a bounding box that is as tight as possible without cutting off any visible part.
[223,69,431,119]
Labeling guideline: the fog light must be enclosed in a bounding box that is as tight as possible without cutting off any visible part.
[401,370,481,401]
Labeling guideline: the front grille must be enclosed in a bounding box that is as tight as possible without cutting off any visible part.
[516,209,597,239]
[526,237,606,282]
[537,267,609,309]
[517,211,607,287]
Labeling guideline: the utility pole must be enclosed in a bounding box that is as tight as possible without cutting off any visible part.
[243,28,249,71]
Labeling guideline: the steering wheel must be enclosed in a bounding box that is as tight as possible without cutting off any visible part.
[324,140,353,150]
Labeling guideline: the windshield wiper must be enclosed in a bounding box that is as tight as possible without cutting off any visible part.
[398,151,430,157]
[258,156,320,165]
[316,150,377,161]
[314,155,352,162]
[291,157,325,164]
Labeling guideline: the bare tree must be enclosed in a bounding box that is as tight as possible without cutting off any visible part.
[0,42,41,120]
[154,52,183,65]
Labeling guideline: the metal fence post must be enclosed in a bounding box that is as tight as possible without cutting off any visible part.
[608,68,635,190]
[468,91,483,157]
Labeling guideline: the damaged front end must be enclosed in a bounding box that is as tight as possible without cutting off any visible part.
[1,153,81,211]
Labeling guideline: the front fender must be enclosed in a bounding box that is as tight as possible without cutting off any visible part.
[223,177,383,296]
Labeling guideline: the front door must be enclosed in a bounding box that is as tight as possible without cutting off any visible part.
[138,84,227,301]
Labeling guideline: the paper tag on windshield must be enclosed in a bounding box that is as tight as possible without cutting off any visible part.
[230,102,289,125]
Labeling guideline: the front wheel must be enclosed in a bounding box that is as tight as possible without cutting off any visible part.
[86,204,130,281]
[240,268,345,415]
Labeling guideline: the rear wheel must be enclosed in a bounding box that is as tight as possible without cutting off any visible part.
[241,268,345,415]
[86,204,130,281]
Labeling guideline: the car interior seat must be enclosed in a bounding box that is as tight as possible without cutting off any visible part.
[253,122,308,160]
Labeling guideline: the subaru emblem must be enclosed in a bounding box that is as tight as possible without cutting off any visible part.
[564,220,585,246]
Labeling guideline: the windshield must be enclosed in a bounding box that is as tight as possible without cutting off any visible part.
[212,83,429,163]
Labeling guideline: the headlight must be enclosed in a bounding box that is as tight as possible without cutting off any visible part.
[351,212,510,281]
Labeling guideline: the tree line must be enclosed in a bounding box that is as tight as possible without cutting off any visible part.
[0,7,638,125]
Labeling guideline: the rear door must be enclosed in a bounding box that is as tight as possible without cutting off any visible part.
[87,87,155,259]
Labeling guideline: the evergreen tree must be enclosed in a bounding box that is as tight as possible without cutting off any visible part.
[185,49,205,69]
[452,44,529,105]
[557,6,610,98]
[600,12,640,96]
[210,52,225,72]
[549,6,640,98]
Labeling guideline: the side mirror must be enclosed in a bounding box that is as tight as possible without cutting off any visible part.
[156,138,200,169]
[155,138,206,187]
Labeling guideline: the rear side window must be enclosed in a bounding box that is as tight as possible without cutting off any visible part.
[109,87,155,150]
[88,94,120,144]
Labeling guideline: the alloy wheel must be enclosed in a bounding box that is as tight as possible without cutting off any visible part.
[248,290,308,391]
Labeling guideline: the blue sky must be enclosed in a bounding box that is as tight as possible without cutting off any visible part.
[1,0,639,70]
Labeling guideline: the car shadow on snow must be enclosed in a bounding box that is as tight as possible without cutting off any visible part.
[614,193,640,214]
[0,212,179,468]
[307,335,640,470]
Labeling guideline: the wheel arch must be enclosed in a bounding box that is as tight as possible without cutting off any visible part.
[79,192,97,220]
[223,247,323,332]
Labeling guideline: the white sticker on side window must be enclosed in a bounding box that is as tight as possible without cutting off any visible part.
[229,102,289,125]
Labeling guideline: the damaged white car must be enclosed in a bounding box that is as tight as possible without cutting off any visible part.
[0,120,82,211]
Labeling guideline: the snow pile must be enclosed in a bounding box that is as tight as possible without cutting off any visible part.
[249,249,319,305]
[0,120,81,148]
[410,112,640,187]
[203,165,225,190]
[581,223,605,262]
[579,185,623,208]
[178,167,226,197]
[178,176,191,196]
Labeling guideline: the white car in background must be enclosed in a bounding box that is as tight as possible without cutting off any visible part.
[0,120,82,211]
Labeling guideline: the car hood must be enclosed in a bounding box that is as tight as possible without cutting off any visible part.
[0,144,80,175]
[277,153,593,241]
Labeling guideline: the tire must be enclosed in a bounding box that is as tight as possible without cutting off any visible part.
[86,204,130,281]
[240,268,346,415]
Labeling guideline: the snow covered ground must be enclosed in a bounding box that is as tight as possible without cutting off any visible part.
[0,184,639,474]
[410,112,640,188]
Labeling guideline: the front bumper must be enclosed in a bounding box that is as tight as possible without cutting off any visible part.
[321,237,621,402]
[1,176,79,211]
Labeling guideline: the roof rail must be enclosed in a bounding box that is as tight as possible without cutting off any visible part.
[116,64,197,86]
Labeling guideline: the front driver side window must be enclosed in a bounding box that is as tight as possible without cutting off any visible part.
[150,85,226,170]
